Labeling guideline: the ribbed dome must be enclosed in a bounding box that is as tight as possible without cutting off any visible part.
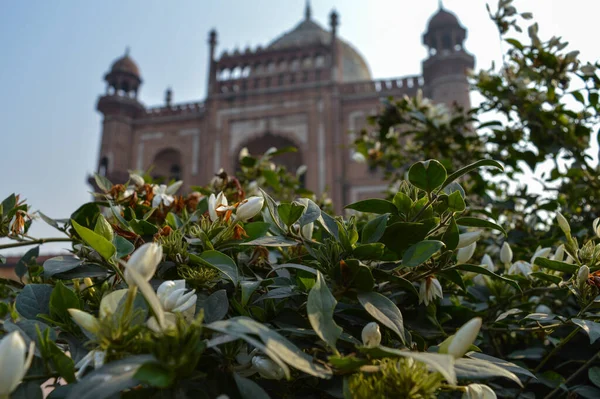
[110,55,140,78]
[427,8,460,30]
[268,18,372,82]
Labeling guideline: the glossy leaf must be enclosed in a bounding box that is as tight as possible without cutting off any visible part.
[402,240,445,267]
[307,271,343,350]
[357,291,406,344]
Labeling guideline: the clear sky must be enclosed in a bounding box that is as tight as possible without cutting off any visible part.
[0,0,598,255]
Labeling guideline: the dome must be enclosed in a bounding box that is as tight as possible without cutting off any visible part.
[268,18,372,82]
[427,8,460,30]
[110,54,140,78]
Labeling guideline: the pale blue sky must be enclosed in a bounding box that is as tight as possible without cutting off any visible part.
[1,0,598,254]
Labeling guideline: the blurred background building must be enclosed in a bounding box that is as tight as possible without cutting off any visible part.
[94,2,474,207]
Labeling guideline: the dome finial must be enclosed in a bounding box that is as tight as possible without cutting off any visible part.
[438,0,444,9]
[305,0,312,20]
[125,46,130,56]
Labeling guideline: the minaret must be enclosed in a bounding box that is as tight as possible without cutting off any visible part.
[422,4,475,109]
[329,9,339,82]
[207,29,218,96]
[96,49,144,184]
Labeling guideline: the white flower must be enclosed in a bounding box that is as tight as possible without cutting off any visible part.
[361,322,381,348]
[68,309,101,334]
[552,244,565,262]
[500,242,513,264]
[577,265,590,287]
[581,63,596,76]
[301,222,314,240]
[594,218,600,239]
[251,356,285,380]
[352,152,366,163]
[557,212,570,234]
[419,277,443,306]
[447,317,482,359]
[152,184,174,207]
[0,332,35,398]
[457,232,482,249]
[147,312,178,333]
[236,196,264,222]
[265,147,278,156]
[208,192,228,222]
[565,254,575,264]
[124,243,163,285]
[157,280,197,320]
[530,246,552,265]
[457,242,476,264]
[481,254,495,272]
[239,147,250,160]
[508,260,533,277]
[129,173,145,187]
[462,383,497,399]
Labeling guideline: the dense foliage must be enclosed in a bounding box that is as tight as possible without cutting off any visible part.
[2,1,600,398]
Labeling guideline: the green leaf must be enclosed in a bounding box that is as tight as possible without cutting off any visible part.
[380,220,438,256]
[15,284,53,321]
[278,202,306,226]
[134,362,175,388]
[447,191,466,212]
[439,269,466,291]
[408,160,447,193]
[190,250,239,286]
[467,352,535,379]
[49,281,80,322]
[197,289,229,323]
[165,212,183,229]
[39,212,60,230]
[1,194,16,217]
[94,214,114,242]
[70,203,100,229]
[572,318,600,344]
[442,217,459,250]
[402,240,445,267]
[262,169,281,190]
[15,246,39,279]
[361,214,389,244]
[243,222,271,241]
[353,243,385,260]
[589,367,600,389]
[455,264,521,292]
[441,159,504,190]
[71,219,116,261]
[307,271,343,350]
[260,188,286,233]
[46,339,76,383]
[241,281,262,307]
[530,272,562,285]
[207,317,332,379]
[393,192,412,215]
[94,173,113,192]
[345,199,397,215]
[454,357,523,387]
[65,355,156,399]
[43,256,83,278]
[129,219,159,236]
[297,199,321,226]
[234,373,270,399]
[534,257,578,274]
[357,291,406,344]
[456,217,506,236]
[113,235,135,259]
[359,346,456,385]
[371,269,419,298]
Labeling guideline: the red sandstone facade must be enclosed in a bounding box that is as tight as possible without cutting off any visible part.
[95,4,474,209]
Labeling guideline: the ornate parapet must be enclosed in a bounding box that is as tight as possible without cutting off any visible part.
[339,75,425,99]
[138,101,206,123]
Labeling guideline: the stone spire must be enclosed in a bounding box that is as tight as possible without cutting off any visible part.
[305,0,312,20]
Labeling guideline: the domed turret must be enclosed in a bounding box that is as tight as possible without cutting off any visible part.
[104,48,142,98]
[422,2,474,110]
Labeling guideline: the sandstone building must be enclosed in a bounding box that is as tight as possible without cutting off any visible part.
[94,3,474,208]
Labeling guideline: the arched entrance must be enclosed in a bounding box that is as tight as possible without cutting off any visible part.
[151,148,182,182]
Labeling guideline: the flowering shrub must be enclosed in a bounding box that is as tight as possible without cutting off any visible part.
[3,154,600,399]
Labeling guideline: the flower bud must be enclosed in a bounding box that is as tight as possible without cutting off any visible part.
[481,254,494,272]
[208,192,228,222]
[577,265,590,287]
[457,231,481,249]
[457,242,476,264]
[130,173,145,187]
[301,222,314,240]
[557,212,570,235]
[236,196,264,222]
[361,322,382,348]
[94,215,114,242]
[500,242,513,264]
[552,244,565,262]
[462,383,497,399]
[447,317,482,359]
[251,356,285,380]
[0,332,34,397]
[508,260,533,277]
[594,218,600,239]
[239,147,249,160]
[419,277,443,306]
[352,152,366,163]
[530,246,552,265]
[68,309,100,334]
[124,243,163,286]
